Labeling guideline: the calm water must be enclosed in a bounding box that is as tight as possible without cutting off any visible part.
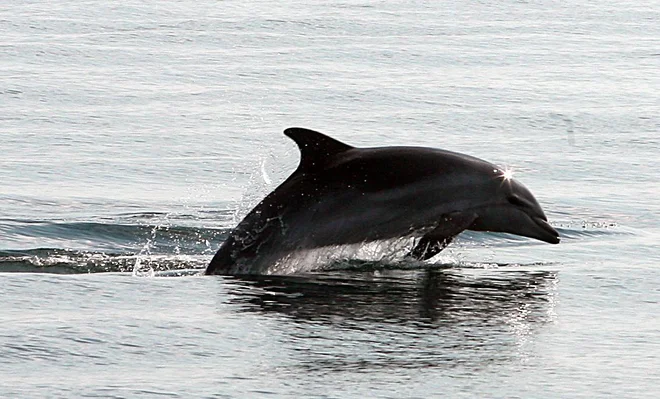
[1,0,659,397]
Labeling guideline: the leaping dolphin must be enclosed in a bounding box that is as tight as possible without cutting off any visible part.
[206,128,559,275]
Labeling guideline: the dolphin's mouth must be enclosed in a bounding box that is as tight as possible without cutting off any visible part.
[532,216,560,244]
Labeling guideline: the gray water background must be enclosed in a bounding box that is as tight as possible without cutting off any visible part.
[1,0,659,397]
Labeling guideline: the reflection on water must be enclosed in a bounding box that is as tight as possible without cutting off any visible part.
[223,267,558,372]
[226,268,557,326]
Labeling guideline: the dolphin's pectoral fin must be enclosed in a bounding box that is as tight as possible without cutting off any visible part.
[406,212,478,261]
[407,234,457,261]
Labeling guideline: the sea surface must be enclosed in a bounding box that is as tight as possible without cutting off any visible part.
[1,1,659,397]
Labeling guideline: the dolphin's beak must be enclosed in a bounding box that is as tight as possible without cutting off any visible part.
[468,206,560,245]
[531,216,560,244]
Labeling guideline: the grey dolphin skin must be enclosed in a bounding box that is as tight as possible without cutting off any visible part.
[206,128,559,275]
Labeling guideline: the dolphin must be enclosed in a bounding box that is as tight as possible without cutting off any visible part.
[206,127,559,275]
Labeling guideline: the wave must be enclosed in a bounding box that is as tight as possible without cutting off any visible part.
[0,219,228,253]
[0,248,208,275]
[0,215,632,275]
[455,222,628,245]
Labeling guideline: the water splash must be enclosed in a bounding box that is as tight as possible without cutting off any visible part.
[260,159,272,186]
[132,214,173,277]
[265,236,460,275]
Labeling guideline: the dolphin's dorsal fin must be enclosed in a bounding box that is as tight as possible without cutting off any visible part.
[284,127,353,172]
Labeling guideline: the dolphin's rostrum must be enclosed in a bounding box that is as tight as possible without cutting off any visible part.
[206,128,559,275]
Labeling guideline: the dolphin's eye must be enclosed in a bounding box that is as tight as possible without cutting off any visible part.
[508,195,528,208]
